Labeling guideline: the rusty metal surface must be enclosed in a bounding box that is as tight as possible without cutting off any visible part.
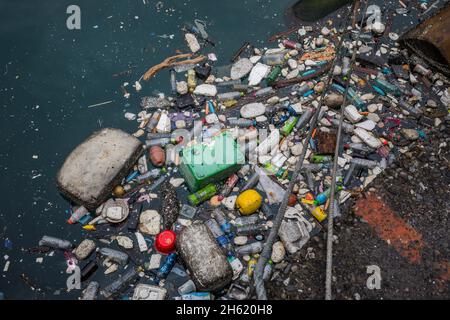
[400,3,450,75]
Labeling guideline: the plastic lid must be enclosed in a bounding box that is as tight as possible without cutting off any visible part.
[155,230,176,254]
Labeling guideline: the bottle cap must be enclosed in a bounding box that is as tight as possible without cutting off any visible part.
[155,230,176,254]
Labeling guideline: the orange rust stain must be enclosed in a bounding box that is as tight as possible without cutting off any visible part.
[354,192,425,264]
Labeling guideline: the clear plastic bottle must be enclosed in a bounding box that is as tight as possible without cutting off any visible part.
[212,208,231,234]
[228,119,256,128]
[170,69,177,94]
[235,241,263,255]
[68,206,89,224]
[234,214,260,227]
[136,169,161,183]
[81,281,99,300]
[217,92,243,101]
[99,247,129,265]
[39,236,72,250]
[205,218,231,250]
[102,268,137,299]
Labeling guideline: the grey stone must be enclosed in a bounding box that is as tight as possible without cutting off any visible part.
[57,128,142,210]
[176,223,233,291]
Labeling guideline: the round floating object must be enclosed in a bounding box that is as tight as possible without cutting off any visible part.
[102,199,129,223]
[236,189,262,215]
[155,230,176,254]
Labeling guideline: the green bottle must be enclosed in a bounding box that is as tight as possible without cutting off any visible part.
[264,163,290,179]
[280,116,299,136]
[266,66,282,85]
[311,155,333,163]
[188,183,218,206]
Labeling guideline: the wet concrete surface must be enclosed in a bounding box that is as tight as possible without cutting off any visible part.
[268,124,449,299]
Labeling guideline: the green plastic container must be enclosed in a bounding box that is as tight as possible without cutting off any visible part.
[179,132,245,192]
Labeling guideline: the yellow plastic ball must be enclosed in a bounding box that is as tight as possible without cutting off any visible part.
[236,189,262,215]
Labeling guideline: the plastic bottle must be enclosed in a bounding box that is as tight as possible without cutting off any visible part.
[350,157,379,168]
[39,236,72,250]
[332,84,365,110]
[217,92,243,101]
[146,132,172,139]
[293,83,313,96]
[347,87,366,111]
[146,175,167,192]
[212,209,231,235]
[216,79,242,87]
[235,241,263,255]
[282,39,302,50]
[311,155,333,163]
[234,214,260,227]
[398,100,421,116]
[99,247,129,265]
[304,169,316,191]
[413,64,432,77]
[344,143,374,153]
[227,255,244,280]
[178,279,196,295]
[218,174,239,200]
[81,259,98,282]
[295,107,314,130]
[262,260,274,280]
[266,66,282,84]
[314,186,343,205]
[81,281,99,300]
[180,292,212,300]
[144,137,181,148]
[264,163,289,179]
[188,120,204,142]
[329,118,354,133]
[102,268,138,299]
[236,222,267,236]
[342,57,351,76]
[170,69,177,94]
[247,256,257,277]
[262,52,289,66]
[233,84,251,92]
[136,168,161,183]
[228,118,256,128]
[188,184,218,206]
[374,78,401,97]
[146,112,160,132]
[240,170,260,192]
[205,219,231,250]
[68,206,89,224]
[254,87,275,97]
[265,103,286,115]
[187,69,196,93]
[280,116,299,136]
[156,253,177,280]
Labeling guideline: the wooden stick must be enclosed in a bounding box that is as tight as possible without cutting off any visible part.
[141,53,206,81]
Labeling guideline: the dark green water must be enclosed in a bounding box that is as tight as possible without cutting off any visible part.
[291,0,352,21]
[0,0,429,300]
[0,0,300,299]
